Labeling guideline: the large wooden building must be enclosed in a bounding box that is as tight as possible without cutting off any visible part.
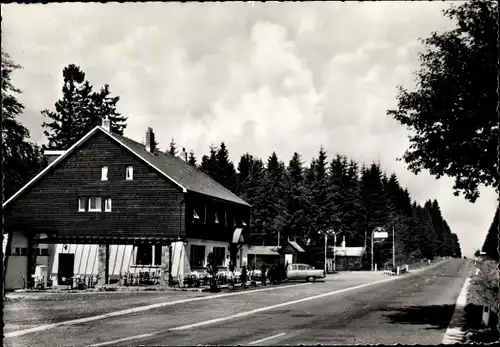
[2,120,251,290]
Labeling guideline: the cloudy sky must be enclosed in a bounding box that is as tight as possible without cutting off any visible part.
[2,2,497,257]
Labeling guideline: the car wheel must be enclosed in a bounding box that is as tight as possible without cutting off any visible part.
[306,276,316,283]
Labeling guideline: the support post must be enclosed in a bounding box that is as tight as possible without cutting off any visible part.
[333,233,336,272]
[161,244,171,286]
[392,226,396,271]
[324,234,328,273]
[371,230,374,271]
[97,244,109,286]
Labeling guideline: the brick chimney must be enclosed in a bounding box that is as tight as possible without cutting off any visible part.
[179,147,188,161]
[145,127,156,153]
[102,116,111,132]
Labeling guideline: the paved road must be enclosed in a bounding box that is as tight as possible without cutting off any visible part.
[5,259,470,346]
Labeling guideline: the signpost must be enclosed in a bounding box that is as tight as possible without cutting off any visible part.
[371,227,387,271]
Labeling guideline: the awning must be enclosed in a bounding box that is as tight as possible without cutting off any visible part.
[232,228,244,243]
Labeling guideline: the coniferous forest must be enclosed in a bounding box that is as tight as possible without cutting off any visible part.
[179,141,462,268]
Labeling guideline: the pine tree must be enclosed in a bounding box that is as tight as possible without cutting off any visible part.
[261,152,288,245]
[168,137,177,156]
[285,152,315,244]
[200,143,218,179]
[42,64,126,149]
[481,203,499,261]
[215,142,237,193]
[237,154,254,196]
[188,150,197,166]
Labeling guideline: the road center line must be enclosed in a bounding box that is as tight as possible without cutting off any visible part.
[248,332,286,345]
[169,275,401,332]
[88,333,155,347]
[4,282,310,338]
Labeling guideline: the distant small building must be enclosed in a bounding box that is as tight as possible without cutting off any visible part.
[328,244,365,271]
[247,246,281,269]
[280,240,306,265]
[246,239,307,269]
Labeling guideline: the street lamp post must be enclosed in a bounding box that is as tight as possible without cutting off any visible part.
[371,227,387,272]
[319,229,342,274]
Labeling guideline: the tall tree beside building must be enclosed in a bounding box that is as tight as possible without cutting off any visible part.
[199,143,218,179]
[388,0,499,202]
[42,64,126,149]
[1,50,46,201]
[214,142,237,193]
[262,152,288,245]
[284,152,314,244]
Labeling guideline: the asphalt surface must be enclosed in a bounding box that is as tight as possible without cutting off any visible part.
[4,259,471,346]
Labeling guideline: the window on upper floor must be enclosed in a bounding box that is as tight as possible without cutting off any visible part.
[101,166,108,181]
[78,197,86,212]
[88,197,102,212]
[214,212,219,224]
[204,205,207,224]
[224,211,228,226]
[126,166,134,180]
[193,204,200,221]
[104,198,112,212]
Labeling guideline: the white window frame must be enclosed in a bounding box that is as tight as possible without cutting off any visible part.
[104,198,112,212]
[134,244,162,266]
[101,166,108,181]
[126,166,134,180]
[88,197,102,212]
[78,197,86,212]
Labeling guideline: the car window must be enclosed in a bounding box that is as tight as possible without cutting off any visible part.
[288,265,296,270]
[297,265,307,270]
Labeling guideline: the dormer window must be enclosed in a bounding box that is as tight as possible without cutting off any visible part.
[101,166,108,181]
[126,166,133,180]
[193,205,200,221]
[215,212,219,224]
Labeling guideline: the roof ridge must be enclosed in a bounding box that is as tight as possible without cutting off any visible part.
[113,132,247,205]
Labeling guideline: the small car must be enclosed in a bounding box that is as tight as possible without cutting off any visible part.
[286,263,326,282]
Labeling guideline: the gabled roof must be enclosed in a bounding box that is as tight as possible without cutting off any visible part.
[288,240,305,253]
[3,126,250,208]
[249,246,281,256]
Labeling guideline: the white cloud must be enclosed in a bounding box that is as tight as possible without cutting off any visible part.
[2,1,495,257]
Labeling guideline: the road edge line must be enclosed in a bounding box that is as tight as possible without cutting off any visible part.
[442,277,471,344]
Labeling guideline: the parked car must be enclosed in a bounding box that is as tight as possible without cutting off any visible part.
[286,263,325,282]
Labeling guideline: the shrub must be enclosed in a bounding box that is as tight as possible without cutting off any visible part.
[206,252,219,292]
[469,260,500,314]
